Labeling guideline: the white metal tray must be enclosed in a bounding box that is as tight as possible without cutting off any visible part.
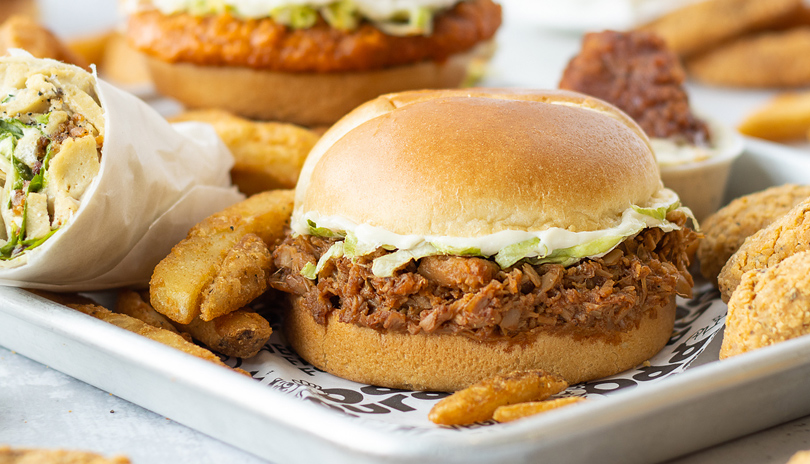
[2,139,810,463]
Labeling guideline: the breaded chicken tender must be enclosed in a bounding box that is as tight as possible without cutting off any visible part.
[698,184,810,284]
[718,198,810,301]
[686,27,810,88]
[720,250,810,359]
[636,0,800,58]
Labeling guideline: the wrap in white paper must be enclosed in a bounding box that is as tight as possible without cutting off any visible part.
[0,56,244,290]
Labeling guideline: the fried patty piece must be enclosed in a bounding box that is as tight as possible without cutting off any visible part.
[718,198,810,302]
[271,211,697,343]
[559,30,709,145]
[698,184,810,285]
[127,0,502,73]
[720,250,810,359]
[636,0,801,58]
[686,27,810,88]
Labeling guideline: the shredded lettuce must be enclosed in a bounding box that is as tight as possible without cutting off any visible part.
[371,242,436,277]
[632,201,679,221]
[0,119,26,140]
[430,242,481,256]
[376,7,434,35]
[307,219,343,238]
[300,241,345,279]
[321,0,358,30]
[298,195,688,278]
[299,262,317,280]
[531,235,624,267]
[494,238,542,268]
[34,113,49,126]
[271,5,319,28]
[344,231,377,258]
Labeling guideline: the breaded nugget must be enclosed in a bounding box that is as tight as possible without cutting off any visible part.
[686,27,810,88]
[0,446,130,464]
[698,184,810,284]
[636,0,800,57]
[720,251,810,359]
[738,91,810,141]
[718,198,810,302]
[170,110,319,195]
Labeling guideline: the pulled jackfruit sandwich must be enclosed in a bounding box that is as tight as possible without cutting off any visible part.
[270,88,699,392]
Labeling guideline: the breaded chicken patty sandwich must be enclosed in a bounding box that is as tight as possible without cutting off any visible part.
[124,0,501,126]
[270,88,699,392]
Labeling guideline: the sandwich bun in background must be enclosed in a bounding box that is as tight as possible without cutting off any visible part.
[271,88,699,392]
[124,0,502,127]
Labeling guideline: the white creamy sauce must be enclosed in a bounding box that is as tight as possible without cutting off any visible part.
[143,0,460,19]
[652,118,735,167]
[293,188,682,258]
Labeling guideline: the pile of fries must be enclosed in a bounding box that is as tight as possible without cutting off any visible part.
[31,190,295,376]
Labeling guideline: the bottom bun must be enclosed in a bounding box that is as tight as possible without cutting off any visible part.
[284,296,677,392]
[145,42,490,127]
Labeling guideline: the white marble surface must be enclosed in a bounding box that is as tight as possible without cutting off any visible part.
[2,1,810,463]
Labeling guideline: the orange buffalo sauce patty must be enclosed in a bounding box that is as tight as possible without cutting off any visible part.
[127,0,502,73]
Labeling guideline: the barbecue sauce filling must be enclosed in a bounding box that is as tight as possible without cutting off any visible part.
[270,211,698,343]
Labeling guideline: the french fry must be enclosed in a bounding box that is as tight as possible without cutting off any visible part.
[170,110,320,196]
[123,289,272,359]
[198,233,272,321]
[493,397,585,423]
[428,370,568,426]
[116,290,191,342]
[738,91,810,141]
[176,308,272,359]
[68,303,249,375]
[28,290,249,375]
[150,189,293,324]
[66,31,111,67]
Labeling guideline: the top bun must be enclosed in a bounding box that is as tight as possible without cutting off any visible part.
[294,88,662,236]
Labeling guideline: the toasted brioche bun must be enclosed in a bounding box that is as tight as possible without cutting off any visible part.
[295,88,661,235]
[286,89,674,391]
[286,295,677,391]
[145,42,490,127]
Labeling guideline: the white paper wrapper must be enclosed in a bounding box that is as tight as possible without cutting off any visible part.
[229,283,726,429]
[0,57,244,290]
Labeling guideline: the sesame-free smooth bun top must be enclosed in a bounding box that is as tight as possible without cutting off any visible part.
[297,89,663,237]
